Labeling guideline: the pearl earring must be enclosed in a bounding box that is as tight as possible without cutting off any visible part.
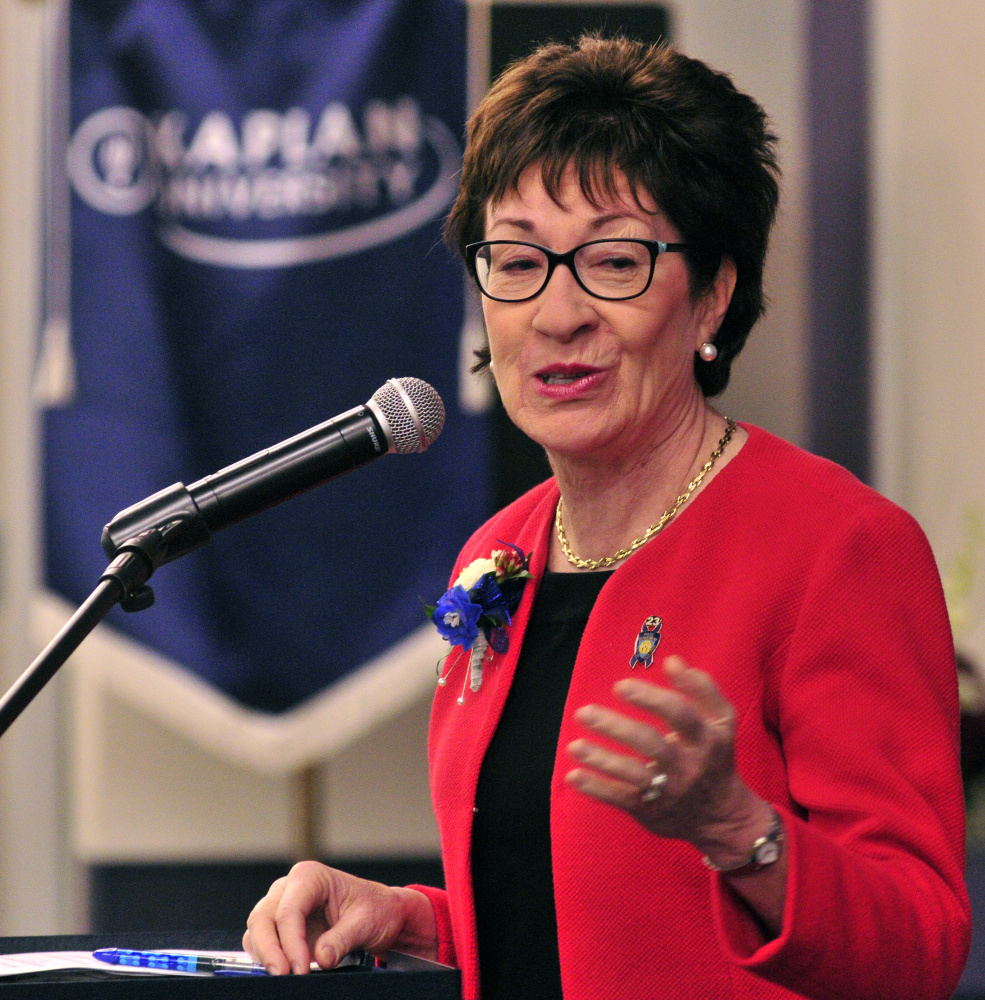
[698,342,718,362]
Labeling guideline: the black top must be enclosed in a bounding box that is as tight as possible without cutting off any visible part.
[471,569,613,1000]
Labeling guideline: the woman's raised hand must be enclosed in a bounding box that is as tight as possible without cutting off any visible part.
[243,862,437,975]
[566,655,770,867]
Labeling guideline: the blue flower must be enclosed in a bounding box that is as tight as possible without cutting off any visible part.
[431,585,482,649]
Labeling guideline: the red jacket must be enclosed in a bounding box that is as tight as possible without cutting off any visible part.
[413,425,970,1000]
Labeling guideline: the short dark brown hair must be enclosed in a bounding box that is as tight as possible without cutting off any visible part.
[445,35,780,396]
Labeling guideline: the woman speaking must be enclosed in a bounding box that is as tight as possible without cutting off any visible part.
[244,36,970,1000]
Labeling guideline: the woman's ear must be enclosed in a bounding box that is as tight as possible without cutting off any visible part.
[695,257,737,346]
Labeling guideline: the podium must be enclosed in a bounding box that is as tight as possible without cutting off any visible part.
[0,932,460,998]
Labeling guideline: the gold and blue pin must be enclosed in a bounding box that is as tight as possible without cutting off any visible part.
[630,616,662,669]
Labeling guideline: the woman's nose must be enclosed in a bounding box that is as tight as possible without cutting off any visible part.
[530,263,598,342]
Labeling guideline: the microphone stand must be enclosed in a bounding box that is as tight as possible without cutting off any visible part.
[0,523,179,740]
[0,405,381,738]
[0,380,435,739]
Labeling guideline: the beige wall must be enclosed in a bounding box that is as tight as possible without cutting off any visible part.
[675,0,808,447]
[871,0,985,664]
[0,0,79,934]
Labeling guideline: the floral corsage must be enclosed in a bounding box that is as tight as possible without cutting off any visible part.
[426,542,532,703]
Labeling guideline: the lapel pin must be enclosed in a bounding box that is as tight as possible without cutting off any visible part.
[630,616,662,669]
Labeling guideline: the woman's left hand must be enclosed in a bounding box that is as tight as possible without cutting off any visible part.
[566,654,767,865]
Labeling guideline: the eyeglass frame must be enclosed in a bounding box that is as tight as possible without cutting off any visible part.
[465,238,693,303]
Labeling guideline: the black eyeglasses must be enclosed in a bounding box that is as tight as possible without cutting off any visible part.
[465,238,692,303]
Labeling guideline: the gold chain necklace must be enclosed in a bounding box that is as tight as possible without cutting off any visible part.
[555,417,737,571]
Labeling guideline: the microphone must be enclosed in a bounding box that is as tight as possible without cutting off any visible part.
[100,377,445,569]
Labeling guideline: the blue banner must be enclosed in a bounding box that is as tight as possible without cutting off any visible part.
[49,0,486,713]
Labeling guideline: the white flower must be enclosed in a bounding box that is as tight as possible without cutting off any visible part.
[455,557,497,592]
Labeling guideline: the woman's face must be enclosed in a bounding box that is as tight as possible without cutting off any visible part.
[481,165,729,464]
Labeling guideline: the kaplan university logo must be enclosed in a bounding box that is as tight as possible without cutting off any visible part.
[66,100,461,268]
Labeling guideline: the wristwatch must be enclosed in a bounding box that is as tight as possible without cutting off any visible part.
[702,808,784,874]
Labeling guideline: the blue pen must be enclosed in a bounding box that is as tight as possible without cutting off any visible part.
[92,948,267,975]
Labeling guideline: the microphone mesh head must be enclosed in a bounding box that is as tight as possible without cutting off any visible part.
[371,377,445,454]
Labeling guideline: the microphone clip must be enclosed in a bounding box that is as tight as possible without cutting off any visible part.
[100,516,205,612]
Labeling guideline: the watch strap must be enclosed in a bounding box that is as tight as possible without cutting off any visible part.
[702,807,784,874]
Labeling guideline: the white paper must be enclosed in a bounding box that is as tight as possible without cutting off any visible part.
[0,950,254,978]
